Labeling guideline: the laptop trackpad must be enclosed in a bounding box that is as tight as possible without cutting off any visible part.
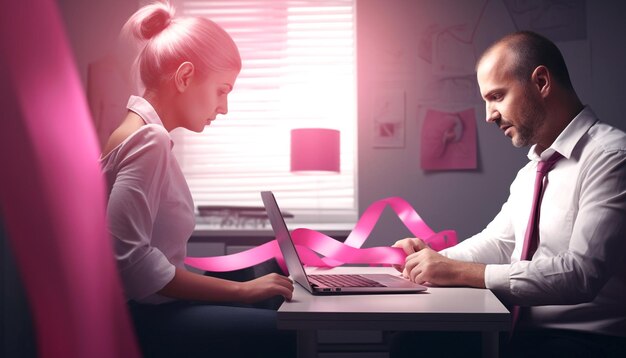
[364,274,420,287]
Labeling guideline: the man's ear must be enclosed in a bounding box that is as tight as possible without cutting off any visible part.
[531,65,551,98]
[174,62,195,92]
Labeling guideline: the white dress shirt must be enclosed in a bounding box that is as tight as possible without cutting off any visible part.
[442,106,626,337]
[101,96,195,304]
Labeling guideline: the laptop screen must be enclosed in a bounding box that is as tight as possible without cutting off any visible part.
[261,191,312,292]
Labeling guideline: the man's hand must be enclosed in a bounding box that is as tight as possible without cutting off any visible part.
[404,248,486,288]
[392,237,429,273]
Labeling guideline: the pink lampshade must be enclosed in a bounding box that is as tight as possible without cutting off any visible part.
[290,128,340,173]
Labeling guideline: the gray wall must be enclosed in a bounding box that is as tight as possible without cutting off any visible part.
[357,0,626,247]
[56,0,139,87]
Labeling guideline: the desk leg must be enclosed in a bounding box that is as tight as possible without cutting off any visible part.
[297,330,317,358]
[481,331,499,358]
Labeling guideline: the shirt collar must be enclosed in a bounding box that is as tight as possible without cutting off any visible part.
[126,95,165,127]
[527,105,597,162]
[126,95,173,147]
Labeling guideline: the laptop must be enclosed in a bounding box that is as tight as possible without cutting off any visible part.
[261,191,427,295]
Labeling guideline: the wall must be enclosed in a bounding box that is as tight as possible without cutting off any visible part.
[357,0,626,247]
[56,0,138,87]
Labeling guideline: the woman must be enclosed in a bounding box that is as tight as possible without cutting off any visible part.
[100,2,295,357]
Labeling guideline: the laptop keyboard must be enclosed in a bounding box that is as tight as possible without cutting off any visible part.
[309,274,386,287]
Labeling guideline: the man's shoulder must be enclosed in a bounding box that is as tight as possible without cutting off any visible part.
[587,120,626,154]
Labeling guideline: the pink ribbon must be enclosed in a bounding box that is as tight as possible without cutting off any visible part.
[184,197,457,274]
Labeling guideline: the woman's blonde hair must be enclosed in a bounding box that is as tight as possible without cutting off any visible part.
[122,1,241,90]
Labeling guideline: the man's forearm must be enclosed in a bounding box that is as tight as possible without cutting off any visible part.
[453,261,486,288]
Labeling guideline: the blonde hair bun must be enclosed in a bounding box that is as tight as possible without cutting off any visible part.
[123,1,241,90]
[127,1,175,40]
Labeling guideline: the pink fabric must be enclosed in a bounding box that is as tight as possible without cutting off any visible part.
[0,1,140,357]
[185,196,458,274]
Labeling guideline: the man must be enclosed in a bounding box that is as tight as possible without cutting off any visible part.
[392,31,626,357]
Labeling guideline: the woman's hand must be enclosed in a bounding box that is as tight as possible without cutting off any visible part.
[239,273,294,303]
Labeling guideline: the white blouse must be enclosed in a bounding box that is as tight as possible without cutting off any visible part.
[101,96,195,304]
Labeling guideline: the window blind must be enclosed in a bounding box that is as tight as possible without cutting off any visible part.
[170,0,357,224]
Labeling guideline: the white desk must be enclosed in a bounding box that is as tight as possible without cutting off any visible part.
[278,266,510,358]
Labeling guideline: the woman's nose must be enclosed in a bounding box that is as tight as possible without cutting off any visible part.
[217,99,228,115]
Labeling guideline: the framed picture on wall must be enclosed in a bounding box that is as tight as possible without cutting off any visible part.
[372,88,406,148]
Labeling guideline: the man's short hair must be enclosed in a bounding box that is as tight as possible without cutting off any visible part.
[480,31,574,90]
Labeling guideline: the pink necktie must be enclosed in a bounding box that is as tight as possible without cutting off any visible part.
[520,152,563,261]
[511,152,563,333]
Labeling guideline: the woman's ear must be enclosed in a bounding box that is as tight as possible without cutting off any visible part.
[174,62,195,92]
[531,65,551,98]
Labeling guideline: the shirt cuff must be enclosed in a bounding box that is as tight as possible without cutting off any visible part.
[484,264,511,291]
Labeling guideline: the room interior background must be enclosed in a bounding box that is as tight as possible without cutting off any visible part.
[56,0,626,245]
[3,1,626,356]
